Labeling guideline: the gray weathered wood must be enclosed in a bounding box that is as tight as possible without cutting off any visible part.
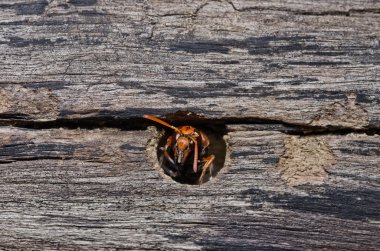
[0,126,378,250]
[0,0,379,129]
[1,0,379,250]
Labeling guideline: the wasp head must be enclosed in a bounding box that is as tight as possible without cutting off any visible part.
[174,135,193,165]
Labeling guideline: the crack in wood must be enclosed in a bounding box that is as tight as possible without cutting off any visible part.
[226,0,380,16]
[0,115,379,136]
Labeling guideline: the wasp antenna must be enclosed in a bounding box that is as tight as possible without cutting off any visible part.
[189,135,198,173]
[144,115,181,133]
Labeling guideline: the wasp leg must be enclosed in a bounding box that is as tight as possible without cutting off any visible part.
[164,150,175,166]
[162,151,178,178]
[160,136,178,178]
[162,164,178,178]
[163,136,175,166]
[198,155,215,184]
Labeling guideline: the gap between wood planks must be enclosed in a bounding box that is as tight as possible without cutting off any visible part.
[0,115,378,136]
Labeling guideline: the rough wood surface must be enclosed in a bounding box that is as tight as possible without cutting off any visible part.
[0,126,379,250]
[1,0,380,250]
[0,0,379,129]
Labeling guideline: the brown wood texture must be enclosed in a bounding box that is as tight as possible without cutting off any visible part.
[0,0,379,250]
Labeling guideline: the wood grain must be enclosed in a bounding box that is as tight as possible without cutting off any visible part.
[0,0,379,129]
[1,1,379,250]
[0,126,378,250]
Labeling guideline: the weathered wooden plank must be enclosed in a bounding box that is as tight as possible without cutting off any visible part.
[0,1,379,250]
[0,0,379,129]
[0,126,378,250]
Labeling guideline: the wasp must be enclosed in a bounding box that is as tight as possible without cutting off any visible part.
[144,115,215,184]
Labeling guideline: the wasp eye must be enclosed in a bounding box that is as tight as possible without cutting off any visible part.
[191,132,199,137]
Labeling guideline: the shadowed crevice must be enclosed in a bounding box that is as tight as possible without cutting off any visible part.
[0,111,379,136]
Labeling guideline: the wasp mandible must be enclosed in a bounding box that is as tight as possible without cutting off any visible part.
[144,115,215,184]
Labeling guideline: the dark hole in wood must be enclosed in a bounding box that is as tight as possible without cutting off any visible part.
[155,112,227,185]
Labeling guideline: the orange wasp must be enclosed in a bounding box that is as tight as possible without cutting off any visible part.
[144,115,215,184]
